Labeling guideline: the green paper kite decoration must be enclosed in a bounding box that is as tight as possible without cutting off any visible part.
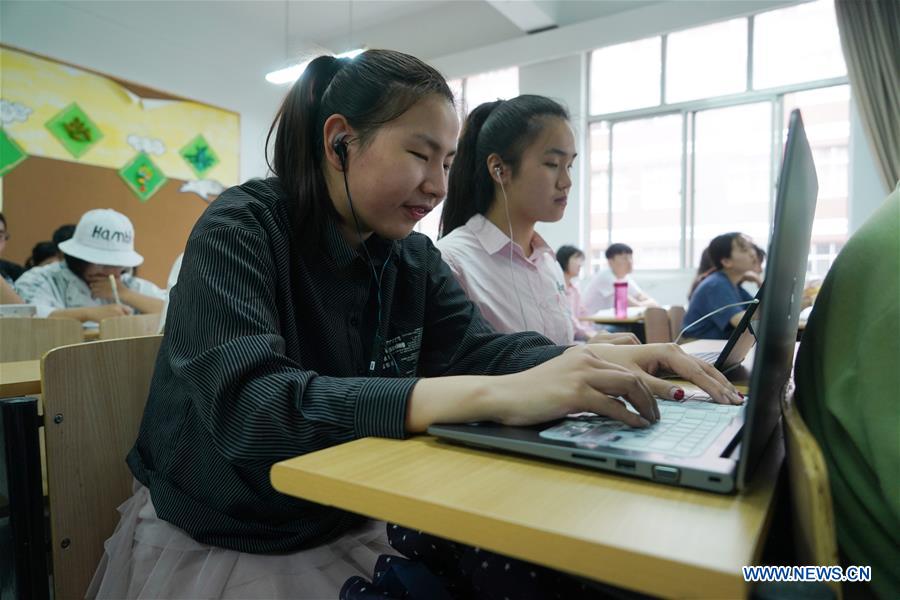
[119,152,167,202]
[45,103,104,159]
[0,129,27,177]
[180,134,219,178]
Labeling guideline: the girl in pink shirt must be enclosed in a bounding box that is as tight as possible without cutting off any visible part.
[437,95,634,346]
[557,245,599,341]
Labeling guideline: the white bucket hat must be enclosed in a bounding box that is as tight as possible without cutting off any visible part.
[57,209,144,267]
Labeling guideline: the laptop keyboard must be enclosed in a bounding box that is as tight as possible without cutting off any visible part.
[540,399,744,458]
[691,351,720,363]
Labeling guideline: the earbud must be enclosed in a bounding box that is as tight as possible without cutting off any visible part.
[332,134,349,168]
[494,166,502,178]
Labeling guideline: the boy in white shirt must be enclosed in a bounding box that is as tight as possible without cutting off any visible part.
[582,243,658,314]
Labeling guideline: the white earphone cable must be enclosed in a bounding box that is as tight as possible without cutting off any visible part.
[497,173,530,331]
[674,299,760,344]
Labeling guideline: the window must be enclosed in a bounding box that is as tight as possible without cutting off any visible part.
[590,37,661,115]
[753,0,846,89]
[692,102,772,265]
[784,85,850,278]
[587,0,850,278]
[608,115,683,269]
[462,67,519,115]
[588,122,611,269]
[666,18,748,103]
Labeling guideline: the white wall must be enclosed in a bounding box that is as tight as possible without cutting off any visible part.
[1,0,285,182]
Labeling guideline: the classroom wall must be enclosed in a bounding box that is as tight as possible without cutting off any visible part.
[0,0,283,182]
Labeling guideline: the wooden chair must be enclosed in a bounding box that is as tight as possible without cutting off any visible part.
[98,313,161,340]
[0,317,83,361]
[41,334,162,599]
[667,305,686,343]
[781,385,842,599]
[642,307,672,343]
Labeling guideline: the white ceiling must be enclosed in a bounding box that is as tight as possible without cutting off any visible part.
[54,0,660,72]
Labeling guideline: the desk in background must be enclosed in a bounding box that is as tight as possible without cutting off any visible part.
[0,360,41,397]
[271,341,783,599]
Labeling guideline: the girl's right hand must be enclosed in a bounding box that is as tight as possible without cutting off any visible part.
[492,345,661,428]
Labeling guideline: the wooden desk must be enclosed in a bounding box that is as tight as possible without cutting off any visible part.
[0,359,41,397]
[271,343,781,599]
[83,328,100,341]
[584,315,643,325]
[272,435,781,599]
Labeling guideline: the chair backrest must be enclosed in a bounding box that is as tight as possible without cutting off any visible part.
[667,305,686,343]
[642,307,671,343]
[0,317,83,361]
[781,385,842,599]
[41,334,162,599]
[99,313,161,340]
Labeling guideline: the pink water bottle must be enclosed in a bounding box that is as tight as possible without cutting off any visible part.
[614,281,628,319]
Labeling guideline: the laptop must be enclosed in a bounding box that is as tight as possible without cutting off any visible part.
[429,110,818,493]
[688,287,762,374]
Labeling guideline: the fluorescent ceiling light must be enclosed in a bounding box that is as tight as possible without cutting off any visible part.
[266,48,365,85]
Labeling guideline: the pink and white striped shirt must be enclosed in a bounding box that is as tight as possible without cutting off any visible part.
[436,214,574,345]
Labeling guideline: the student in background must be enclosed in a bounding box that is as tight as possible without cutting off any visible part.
[15,209,165,322]
[88,51,739,600]
[582,243,658,314]
[794,184,899,599]
[52,223,76,260]
[682,232,761,340]
[0,213,25,284]
[24,241,61,269]
[557,245,600,341]
[751,243,766,274]
[437,96,634,346]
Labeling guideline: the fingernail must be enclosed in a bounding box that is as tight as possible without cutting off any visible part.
[671,387,685,401]
[738,392,745,399]
[639,417,651,427]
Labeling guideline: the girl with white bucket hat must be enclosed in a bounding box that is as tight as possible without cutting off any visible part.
[15,208,166,322]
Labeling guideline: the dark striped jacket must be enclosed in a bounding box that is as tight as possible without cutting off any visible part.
[128,177,565,553]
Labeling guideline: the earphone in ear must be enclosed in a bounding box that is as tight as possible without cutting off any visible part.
[494,166,502,177]
[332,134,349,168]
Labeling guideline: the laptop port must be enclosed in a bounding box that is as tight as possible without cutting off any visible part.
[615,459,636,471]
[572,454,607,463]
[652,465,681,483]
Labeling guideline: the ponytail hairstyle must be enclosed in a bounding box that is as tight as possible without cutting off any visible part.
[441,95,569,237]
[266,49,454,251]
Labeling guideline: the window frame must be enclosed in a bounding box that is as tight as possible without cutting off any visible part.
[585,8,849,272]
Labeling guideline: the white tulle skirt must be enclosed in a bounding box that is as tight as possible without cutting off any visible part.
[87,483,396,599]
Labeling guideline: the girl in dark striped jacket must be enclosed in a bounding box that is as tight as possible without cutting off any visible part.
[89,49,742,599]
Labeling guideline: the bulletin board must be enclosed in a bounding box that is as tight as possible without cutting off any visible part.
[0,45,241,286]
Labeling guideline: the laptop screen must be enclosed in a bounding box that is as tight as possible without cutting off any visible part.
[737,110,818,490]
